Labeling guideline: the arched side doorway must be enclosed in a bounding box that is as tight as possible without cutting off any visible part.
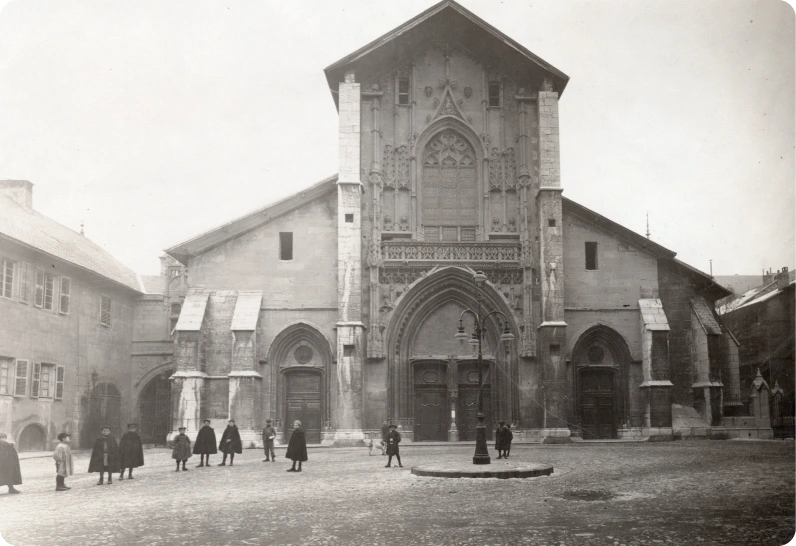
[267,322,333,445]
[17,423,47,452]
[138,368,174,445]
[81,381,122,448]
[572,326,633,440]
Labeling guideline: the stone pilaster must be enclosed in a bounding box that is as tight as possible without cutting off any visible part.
[536,78,568,442]
[170,331,206,440]
[638,299,673,434]
[331,70,366,446]
[229,331,262,447]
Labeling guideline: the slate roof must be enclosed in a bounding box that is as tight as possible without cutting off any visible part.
[716,270,795,314]
[638,299,670,331]
[690,296,723,335]
[324,0,569,108]
[230,291,263,330]
[175,292,209,331]
[140,275,164,294]
[0,193,141,293]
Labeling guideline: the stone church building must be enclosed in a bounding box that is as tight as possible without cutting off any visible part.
[159,0,749,446]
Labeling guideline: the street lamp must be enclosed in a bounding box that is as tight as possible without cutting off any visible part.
[453,270,515,465]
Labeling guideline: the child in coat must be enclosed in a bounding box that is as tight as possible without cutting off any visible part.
[172,426,192,471]
[285,420,308,472]
[118,423,144,480]
[88,426,119,485]
[53,432,73,492]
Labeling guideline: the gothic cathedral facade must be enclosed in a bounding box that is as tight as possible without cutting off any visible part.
[164,1,749,446]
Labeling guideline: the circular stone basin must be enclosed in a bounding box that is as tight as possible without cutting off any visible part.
[411,462,553,479]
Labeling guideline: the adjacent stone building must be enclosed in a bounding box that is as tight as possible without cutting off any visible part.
[0,180,142,449]
[162,0,745,446]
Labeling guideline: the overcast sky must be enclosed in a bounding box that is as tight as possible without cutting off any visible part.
[0,0,793,276]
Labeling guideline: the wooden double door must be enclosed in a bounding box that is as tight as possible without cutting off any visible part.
[285,372,322,444]
[580,368,616,439]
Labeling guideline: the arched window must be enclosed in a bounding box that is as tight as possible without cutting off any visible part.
[422,130,478,241]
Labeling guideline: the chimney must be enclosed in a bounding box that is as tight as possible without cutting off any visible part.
[0,180,33,211]
[776,267,790,291]
[763,268,774,285]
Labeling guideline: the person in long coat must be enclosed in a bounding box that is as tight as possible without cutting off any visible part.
[88,426,120,485]
[285,420,308,472]
[385,423,402,468]
[193,419,217,467]
[495,420,507,459]
[53,432,73,492]
[118,423,144,480]
[218,420,242,466]
[171,426,192,471]
[0,431,22,494]
[262,419,276,462]
[503,423,514,459]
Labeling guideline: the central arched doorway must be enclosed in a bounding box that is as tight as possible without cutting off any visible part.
[139,368,174,445]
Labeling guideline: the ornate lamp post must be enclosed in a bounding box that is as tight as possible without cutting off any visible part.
[453,270,515,465]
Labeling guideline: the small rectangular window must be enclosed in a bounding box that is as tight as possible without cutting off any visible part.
[279,232,293,261]
[34,269,44,307]
[18,262,30,303]
[345,213,354,223]
[548,219,556,227]
[585,242,598,270]
[43,273,55,310]
[0,357,11,395]
[99,295,112,327]
[397,78,410,105]
[1,258,14,299]
[55,365,65,400]
[59,277,71,314]
[343,345,355,357]
[550,344,560,358]
[488,82,501,107]
[38,363,53,398]
[14,360,28,396]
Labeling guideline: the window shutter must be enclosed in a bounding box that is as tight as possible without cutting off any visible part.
[60,277,71,314]
[1,259,13,298]
[14,360,28,396]
[31,362,41,398]
[18,262,30,303]
[34,269,44,307]
[55,366,65,400]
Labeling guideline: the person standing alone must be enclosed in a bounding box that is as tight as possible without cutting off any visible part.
[88,426,119,485]
[0,431,22,494]
[118,423,144,480]
[193,419,217,467]
[218,420,242,466]
[53,432,73,492]
[172,426,192,471]
[385,423,403,468]
[262,419,276,462]
[285,420,307,472]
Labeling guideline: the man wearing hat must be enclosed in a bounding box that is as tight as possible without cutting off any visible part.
[193,419,217,467]
[262,419,276,462]
[384,423,403,468]
[495,420,506,459]
[218,419,242,466]
[118,423,144,480]
[88,426,120,485]
[0,431,22,494]
[52,432,73,491]
[171,426,192,471]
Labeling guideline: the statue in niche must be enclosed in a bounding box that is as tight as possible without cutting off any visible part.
[492,216,500,233]
[508,216,516,233]
[424,86,433,98]
[464,87,472,98]
[399,216,409,231]
[384,215,393,231]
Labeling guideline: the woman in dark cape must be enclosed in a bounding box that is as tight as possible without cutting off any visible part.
[217,420,242,466]
[0,432,22,494]
[193,419,218,467]
[285,420,308,472]
[88,427,120,485]
[495,420,507,459]
[118,423,144,480]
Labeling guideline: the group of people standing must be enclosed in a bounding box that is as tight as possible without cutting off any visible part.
[171,418,244,470]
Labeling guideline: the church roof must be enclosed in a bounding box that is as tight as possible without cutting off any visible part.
[0,193,141,293]
[324,0,569,107]
[164,174,338,264]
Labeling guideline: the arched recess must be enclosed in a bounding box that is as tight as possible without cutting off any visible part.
[17,423,47,452]
[266,322,334,444]
[571,325,634,439]
[411,118,488,237]
[384,266,520,435]
[137,364,175,445]
[80,381,122,448]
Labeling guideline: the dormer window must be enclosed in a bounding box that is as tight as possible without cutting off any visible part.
[397,78,410,105]
[488,82,501,107]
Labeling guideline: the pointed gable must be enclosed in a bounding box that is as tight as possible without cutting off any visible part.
[323,0,568,108]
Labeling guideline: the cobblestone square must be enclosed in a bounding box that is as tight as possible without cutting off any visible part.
[1,440,793,545]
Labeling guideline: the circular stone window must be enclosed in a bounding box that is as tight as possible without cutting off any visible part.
[588,346,605,364]
[294,346,313,364]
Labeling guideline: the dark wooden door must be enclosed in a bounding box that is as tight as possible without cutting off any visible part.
[580,369,615,439]
[457,387,493,441]
[139,371,173,444]
[414,388,447,441]
[285,372,322,444]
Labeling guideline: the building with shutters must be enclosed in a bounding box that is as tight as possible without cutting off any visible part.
[160,0,751,446]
